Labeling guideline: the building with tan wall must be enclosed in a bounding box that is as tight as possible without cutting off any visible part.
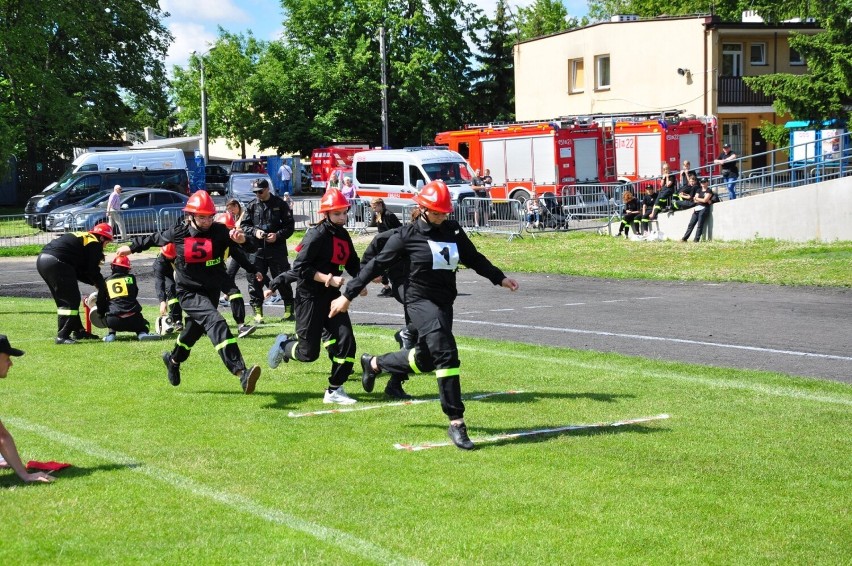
[513,13,821,170]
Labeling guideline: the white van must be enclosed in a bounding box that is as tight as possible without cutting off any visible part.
[352,147,476,210]
[47,149,188,192]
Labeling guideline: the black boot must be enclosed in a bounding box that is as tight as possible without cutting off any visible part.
[384,376,412,400]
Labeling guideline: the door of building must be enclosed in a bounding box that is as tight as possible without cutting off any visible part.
[751,128,767,169]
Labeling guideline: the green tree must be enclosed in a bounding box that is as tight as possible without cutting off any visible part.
[743,0,852,137]
[471,0,516,122]
[171,30,266,159]
[271,0,482,150]
[586,0,745,22]
[0,0,171,166]
[516,0,580,41]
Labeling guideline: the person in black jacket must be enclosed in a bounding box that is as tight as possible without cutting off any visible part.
[617,190,641,238]
[102,255,159,342]
[266,188,362,404]
[329,180,520,450]
[240,178,295,323]
[115,191,263,394]
[152,243,183,331]
[36,223,113,344]
[369,198,402,297]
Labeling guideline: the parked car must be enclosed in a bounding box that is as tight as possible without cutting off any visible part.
[24,168,191,229]
[67,188,189,235]
[44,190,111,232]
[204,164,230,195]
[225,173,276,206]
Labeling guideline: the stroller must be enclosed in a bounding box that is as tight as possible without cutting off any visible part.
[538,192,571,230]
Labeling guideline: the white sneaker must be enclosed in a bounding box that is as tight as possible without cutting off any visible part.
[323,386,357,405]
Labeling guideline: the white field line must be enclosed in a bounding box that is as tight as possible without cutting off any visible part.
[394,414,671,451]
[5,417,424,566]
[353,329,852,407]
[288,390,523,418]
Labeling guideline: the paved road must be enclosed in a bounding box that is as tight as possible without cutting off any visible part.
[2,255,850,384]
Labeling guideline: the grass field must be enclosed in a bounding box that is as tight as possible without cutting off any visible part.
[0,297,849,564]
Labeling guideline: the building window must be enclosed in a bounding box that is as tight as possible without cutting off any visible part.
[722,43,743,77]
[722,121,745,155]
[595,55,610,90]
[568,58,584,93]
[750,42,766,65]
[789,47,804,66]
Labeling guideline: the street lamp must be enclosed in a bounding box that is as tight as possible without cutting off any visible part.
[190,49,211,163]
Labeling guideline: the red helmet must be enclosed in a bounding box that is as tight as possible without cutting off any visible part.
[112,255,131,269]
[161,243,177,260]
[89,223,114,241]
[183,190,216,215]
[414,180,453,213]
[214,212,236,229]
[318,188,350,213]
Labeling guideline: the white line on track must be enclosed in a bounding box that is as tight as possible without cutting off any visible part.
[352,328,852,407]
[350,310,851,362]
[5,417,424,566]
[288,390,523,418]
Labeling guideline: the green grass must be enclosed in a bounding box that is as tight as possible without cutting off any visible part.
[1,297,849,564]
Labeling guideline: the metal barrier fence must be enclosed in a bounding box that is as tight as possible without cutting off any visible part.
[523,185,618,236]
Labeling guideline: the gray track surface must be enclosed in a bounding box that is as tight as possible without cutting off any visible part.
[2,255,850,384]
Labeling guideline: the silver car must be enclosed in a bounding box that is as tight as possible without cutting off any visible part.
[68,188,189,235]
[225,173,276,206]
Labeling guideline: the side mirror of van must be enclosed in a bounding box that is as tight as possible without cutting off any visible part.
[415,179,424,191]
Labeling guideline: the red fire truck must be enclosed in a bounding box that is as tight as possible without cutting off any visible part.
[609,113,719,181]
[435,111,720,201]
[435,118,615,202]
[310,143,369,191]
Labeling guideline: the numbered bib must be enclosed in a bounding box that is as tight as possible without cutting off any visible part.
[107,277,132,299]
[428,241,459,271]
[331,236,351,269]
[183,237,214,264]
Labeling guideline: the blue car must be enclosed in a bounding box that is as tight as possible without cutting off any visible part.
[69,188,190,235]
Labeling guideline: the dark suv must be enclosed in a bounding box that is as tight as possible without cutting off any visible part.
[24,169,190,229]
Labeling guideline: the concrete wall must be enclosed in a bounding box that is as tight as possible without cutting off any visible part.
[656,176,852,242]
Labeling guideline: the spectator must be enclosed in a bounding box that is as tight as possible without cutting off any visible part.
[672,173,699,211]
[650,166,677,220]
[0,335,55,483]
[679,160,696,187]
[277,160,293,195]
[471,169,490,228]
[525,197,541,229]
[240,178,296,323]
[639,183,658,235]
[681,178,715,242]
[340,176,357,204]
[106,184,126,241]
[714,143,739,200]
[617,190,641,238]
[326,171,340,191]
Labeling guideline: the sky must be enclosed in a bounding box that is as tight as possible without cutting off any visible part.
[160,0,589,71]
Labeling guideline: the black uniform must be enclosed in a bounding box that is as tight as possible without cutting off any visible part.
[640,190,658,232]
[371,205,402,288]
[36,232,109,341]
[673,181,698,211]
[104,267,151,337]
[619,197,641,236]
[222,247,250,326]
[152,252,182,323]
[128,220,258,376]
[682,184,714,242]
[240,194,295,315]
[653,175,677,216]
[344,216,507,420]
[269,219,360,387]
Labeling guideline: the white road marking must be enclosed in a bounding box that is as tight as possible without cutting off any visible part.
[352,328,852,407]
[5,417,424,566]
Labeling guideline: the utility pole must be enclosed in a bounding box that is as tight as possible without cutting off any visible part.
[379,26,389,149]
